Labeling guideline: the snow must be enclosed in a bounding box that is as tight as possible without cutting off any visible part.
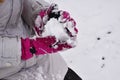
[44,0,120,80]
[42,18,70,42]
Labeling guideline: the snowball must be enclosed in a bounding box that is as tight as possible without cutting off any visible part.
[42,18,70,41]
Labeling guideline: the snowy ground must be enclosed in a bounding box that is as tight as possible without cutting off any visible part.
[45,0,120,80]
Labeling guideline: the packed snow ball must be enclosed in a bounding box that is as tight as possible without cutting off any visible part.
[42,18,70,42]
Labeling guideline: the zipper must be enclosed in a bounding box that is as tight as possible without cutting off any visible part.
[4,0,13,31]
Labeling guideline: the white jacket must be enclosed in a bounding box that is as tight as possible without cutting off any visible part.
[0,0,68,79]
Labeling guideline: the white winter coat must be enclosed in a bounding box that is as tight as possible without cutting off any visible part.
[0,0,68,79]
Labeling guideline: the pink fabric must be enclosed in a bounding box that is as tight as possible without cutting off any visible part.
[21,36,72,60]
[62,11,70,20]
[21,38,33,60]
[33,36,72,54]
[34,9,47,35]
[35,7,53,36]
[32,36,56,55]
[69,18,78,34]
[60,11,78,36]
[39,5,53,19]
[39,9,46,19]
[69,18,76,27]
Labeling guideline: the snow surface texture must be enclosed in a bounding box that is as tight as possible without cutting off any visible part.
[45,0,120,80]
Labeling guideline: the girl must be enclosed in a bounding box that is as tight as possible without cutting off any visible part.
[0,0,81,80]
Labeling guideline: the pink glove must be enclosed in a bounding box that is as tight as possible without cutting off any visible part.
[21,37,54,60]
[21,4,78,60]
[58,11,78,37]
[21,36,72,60]
[21,38,33,60]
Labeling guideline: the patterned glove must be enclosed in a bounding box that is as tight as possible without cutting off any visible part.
[21,4,79,60]
[34,3,59,36]
[21,36,73,60]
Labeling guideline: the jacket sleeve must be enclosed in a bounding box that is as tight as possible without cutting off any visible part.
[22,0,50,30]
